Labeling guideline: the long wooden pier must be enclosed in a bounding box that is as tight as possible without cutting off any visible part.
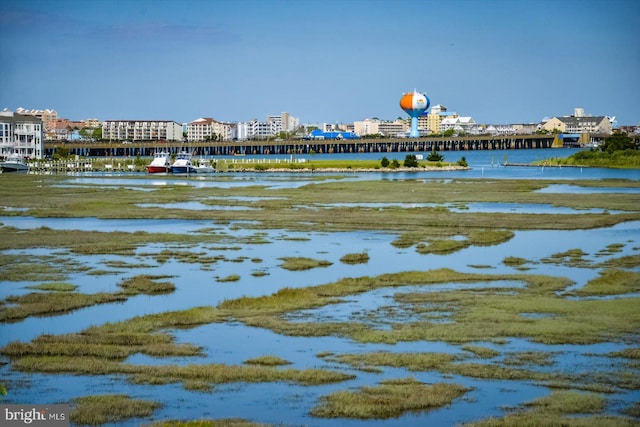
[44,134,567,158]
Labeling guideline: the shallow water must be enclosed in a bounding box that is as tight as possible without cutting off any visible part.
[1,154,639,426]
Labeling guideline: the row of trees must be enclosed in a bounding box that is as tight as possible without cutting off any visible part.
[380,152,468,169]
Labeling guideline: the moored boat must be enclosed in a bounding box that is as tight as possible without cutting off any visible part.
[146,151,171,173]
[171,151,196,174]
[193,158,215,173]
[0,153,29,173]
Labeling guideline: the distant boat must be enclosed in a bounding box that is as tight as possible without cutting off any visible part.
[146,151,171,173]
[171,151,196,174]
[0,153,29,173]
[193,158,215,173]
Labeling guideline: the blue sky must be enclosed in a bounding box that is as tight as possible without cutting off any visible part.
[1,0,638,125]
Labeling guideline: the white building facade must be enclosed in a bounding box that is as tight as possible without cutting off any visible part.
[186,118,234,141]
[0,111,44,159]
[102,120,183,141]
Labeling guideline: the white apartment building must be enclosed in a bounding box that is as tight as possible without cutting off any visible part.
[236,113,299,140]
[187,117,234,141]
[102,120,183,142]
[15,107,57,139]
[0,110,44,159]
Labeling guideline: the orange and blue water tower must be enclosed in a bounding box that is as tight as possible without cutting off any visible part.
[400,90,430,138]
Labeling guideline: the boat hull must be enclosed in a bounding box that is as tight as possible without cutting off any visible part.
[172,166,197,174]
[146,166,171,173]
[1,163,29,173]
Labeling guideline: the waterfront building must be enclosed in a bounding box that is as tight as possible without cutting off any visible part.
[378,119,407,138]
[15,107,57,140]
[101,120,183,142]
[542,115,612,134]
[421,105,459,134]
[441,116,477,134]
[0,110,44,159]
[187,117,234,141]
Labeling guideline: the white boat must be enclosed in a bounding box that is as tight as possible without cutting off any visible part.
[193,158,215,173]
[146,151,171,173]
[171,152,196,174]
[0,154,29,173]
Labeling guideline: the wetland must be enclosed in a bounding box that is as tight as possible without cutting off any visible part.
[0,149,639,426]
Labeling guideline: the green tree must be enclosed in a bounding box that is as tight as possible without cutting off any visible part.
[79,127,92,141]
[427,151,444,162]
[380,156,390,167]
[403,154,419,167]
[53,146,70,159]
[457,156,468,167]
[600,132,637,154]
[390,159,400,169]
[91,127,102,141]
[443,129,455,137]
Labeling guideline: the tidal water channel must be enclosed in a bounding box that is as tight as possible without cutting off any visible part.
[1,148,639,426]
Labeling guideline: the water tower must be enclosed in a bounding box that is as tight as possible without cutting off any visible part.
[400,90,430,138]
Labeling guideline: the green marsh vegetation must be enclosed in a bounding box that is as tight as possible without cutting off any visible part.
[71,394,161,426]
[310,377,469,419]
[243,355,292,366]
[1,172,639,423]
[464,390,637,426]
[1,175,639,238]
[339,252,370,264]
[0,274,175,322]
[217,268,640,346]
[278,257,332,271]
[25,282,77,292]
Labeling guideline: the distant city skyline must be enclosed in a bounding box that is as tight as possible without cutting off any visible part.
[1,0,639,126]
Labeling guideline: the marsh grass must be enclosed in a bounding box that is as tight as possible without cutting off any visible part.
[25,282,77,292]
[598,254,640,269]
[119,275,176,295]
[463,390,634,427]
[243,355,292,366]
[103,260,156,269]
[251,271,269,277]
[571,269,640,296]
[503,257,528,266]
[1,274,176,322]
[542,248,591,268]
[339,252,370,264]
[217,275,241,283]
[503,351,555,367]
[462,345,500,358]
[279,257,333,271]
[71,394,161,425]
[417,239,469,254]
[624,402,640,418]
[468,229,515,246]
[310,377,468,419]
[12,356,354,387]
[330,351,458,371]
[217,269,639,346]
[609,348,640,359]
[1,291,128,322]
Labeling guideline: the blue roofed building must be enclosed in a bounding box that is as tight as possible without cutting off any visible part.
[304,129,360,140]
